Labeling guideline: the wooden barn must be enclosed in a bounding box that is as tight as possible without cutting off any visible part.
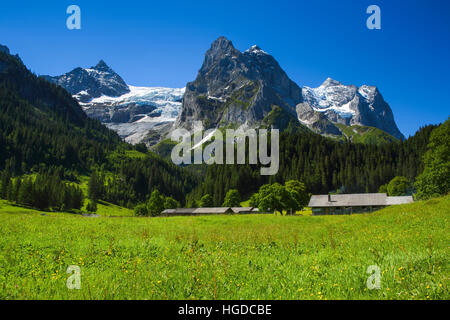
[308,193,414,215]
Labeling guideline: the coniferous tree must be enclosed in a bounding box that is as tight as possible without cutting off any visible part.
[0,171,11,199]
[86,200,97,213]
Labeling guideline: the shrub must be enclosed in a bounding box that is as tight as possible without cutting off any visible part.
[387,176,411,196]
[134,203,148,216]
[222,189,241,207]
[147,190,165,217]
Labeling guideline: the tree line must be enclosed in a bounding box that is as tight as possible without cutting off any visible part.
[0,171,83,211]
[186,123,437,206]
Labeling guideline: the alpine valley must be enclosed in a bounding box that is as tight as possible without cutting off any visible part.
[44,37,405,147]
[1,2,449,302]
[0,38,444,208]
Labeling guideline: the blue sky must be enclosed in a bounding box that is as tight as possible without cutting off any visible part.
[1,0,449,137]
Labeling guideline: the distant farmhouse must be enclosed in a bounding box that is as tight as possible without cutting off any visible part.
[308,193,414,215]
[161,207,260,217]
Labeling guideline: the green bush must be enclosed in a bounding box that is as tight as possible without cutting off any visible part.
[147,190,165,217]
[134,203,148,216]
[222,189,241,207]
[164,196,180,210]
[387,176,411,196]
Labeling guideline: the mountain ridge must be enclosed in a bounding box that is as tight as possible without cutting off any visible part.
[36,37,405,144]
[174,36,404,141]
[298,78,405,140]
[41,60,184,145]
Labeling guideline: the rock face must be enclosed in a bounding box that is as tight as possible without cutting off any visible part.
[43,60,130,103]
[174,37,303,131]
[298,78,405,140]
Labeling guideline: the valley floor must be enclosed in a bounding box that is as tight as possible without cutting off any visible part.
[0,196,448,300]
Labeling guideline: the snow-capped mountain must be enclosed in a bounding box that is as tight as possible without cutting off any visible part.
[42,61,184,145]
[81,86,184,145]
[174,36,404,142]
[41,38,405,146]
[43,60,130,103]
[297,78,405,140]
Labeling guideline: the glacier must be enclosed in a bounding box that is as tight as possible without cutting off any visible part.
[79,85,185,145]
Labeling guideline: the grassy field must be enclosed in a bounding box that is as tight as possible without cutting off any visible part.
[0,196,448,300]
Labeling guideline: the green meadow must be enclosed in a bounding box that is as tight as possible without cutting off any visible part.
[0,196,448,300]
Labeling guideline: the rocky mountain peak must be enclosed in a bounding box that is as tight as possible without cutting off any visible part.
[42,60,130,103]
[210,36,238,54]
[175,37,303,131]
[321,77,342,87]
[245,45,269,56]
[200,37,241,75]
[94,59,112,72]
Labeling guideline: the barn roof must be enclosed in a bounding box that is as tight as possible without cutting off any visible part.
[162,207,234,215]
[386,196,414,205]
[309,193,387,207]
[161,208,197,215]
[193,207,233,214]
[161,209,177,214]
[308,193,414,207]
[231,207,254,213]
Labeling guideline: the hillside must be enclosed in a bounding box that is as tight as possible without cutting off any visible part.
[0,195,448,299]
[334,124,399,144]
[0,47,123,174]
